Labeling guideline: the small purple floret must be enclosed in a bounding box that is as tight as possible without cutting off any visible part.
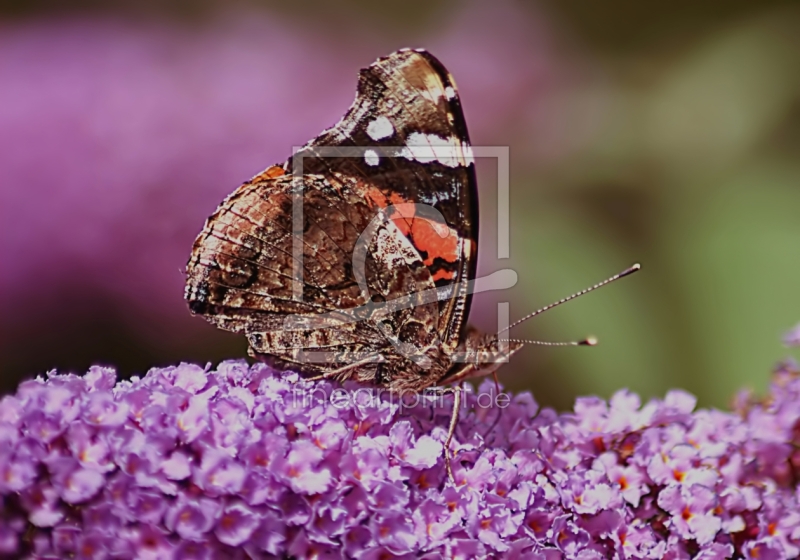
[3,356,800,557]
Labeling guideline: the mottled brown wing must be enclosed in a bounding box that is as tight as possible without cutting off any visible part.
[185,170,441,376]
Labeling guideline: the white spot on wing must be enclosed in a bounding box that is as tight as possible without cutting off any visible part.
[366,116,394,141]
[364,149,380,166]
[400,132,473,167]
[445,86,456,100]
[463,144,475,165]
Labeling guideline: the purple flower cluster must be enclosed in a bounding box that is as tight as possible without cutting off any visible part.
[2,358,800,559]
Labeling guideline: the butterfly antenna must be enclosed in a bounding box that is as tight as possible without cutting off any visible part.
[497,263,640,336]
[499,337,597,346]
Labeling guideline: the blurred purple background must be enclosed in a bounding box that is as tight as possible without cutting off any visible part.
[2,1,800,408]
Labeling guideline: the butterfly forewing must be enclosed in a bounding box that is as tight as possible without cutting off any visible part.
[288,49,478,351]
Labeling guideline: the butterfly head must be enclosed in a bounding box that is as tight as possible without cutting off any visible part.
[436,327,522,385]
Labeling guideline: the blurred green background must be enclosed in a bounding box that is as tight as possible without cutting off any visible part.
[1,0,798,410]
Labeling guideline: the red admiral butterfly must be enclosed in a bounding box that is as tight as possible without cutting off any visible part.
[185,49,639,479]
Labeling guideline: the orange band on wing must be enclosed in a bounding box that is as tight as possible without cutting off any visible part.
[431,268,455,281]
[366,187,459,269]
[366,188,389,208]
[251,165,286,182]
[411,218,459,266]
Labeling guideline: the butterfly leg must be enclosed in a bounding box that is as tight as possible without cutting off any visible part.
[482,371,504,445]
[423,384,465,483]
[303,354,382,382]
[443,384,463,484]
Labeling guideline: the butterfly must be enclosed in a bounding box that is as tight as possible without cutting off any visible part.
[184,49,638,479]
